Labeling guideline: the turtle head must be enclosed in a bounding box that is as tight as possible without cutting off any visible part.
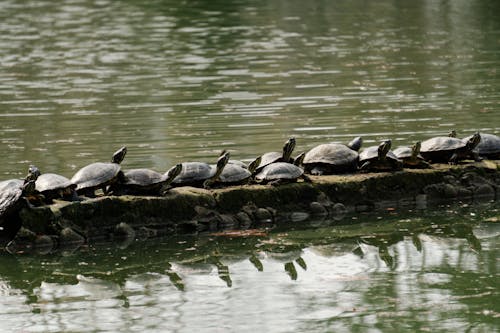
[112,146,127,164]
[247,155,262,174]
[412,141,422,157]
[465,132,481,150]
[293,152,305,166]
[26,165,41,182]
[448,130,457,138]
[347,136,363,152]
[282,137,296,162]
[165,163,183,183]
[378,140,392,159]
[216,151,230,172]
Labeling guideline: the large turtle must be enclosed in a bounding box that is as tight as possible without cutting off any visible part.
[0,167,42,244]
[71,146,127,197]
[253,137,296,172]
[111,163,183,195]
[35,172,77,203]
[172,151,230,188]
[420,132,481,164]
[302,136,362,175]
[393,142,431,169]
[254,155,311,185]
[463,133,500,160]
[359,140,403,172]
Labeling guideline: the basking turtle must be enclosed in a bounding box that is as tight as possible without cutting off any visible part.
[211,154,261,187]
[253,137,296,172]
[1,166,41,221]
[35,172,78,203]
[463,133,500,160]
[0,179,24,194]
[71,146,127,197]
[172,151,230,188]
[254,158,311,185]
[393,142,431,169]
[420,132,481,164]
[302,136,363,175]
[111,163,183,195]
[359,140,403,172]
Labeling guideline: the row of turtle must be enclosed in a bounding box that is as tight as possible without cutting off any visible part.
[1,131,499,217]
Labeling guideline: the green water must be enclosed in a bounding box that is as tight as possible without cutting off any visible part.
[0,204,499,332]
[0,0,499,331]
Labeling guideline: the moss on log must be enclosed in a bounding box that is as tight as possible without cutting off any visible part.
[5,161,499,253]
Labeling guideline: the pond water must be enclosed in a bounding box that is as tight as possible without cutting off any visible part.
[0,203,499,332]
[0,0,499,178]
[1,0,499,332]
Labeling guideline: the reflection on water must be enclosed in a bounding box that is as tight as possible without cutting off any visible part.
[0,204,498,332]
[1,0,499,178]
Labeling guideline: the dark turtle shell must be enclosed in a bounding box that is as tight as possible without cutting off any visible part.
[359,141,402,171]
[303,143,359,174]
[420,133,480,163]
[255,162,305,184]
[217,164,252,185]
[71,162,122,193]
[420,137,465,153]
[172,162,215,186]
[0,179,23,194]
[254,137,296,172]
[463,133,500,159]
[36,173,75,193]
[123,168,164,186]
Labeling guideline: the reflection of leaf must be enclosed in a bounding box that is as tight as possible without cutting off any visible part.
[249,255,263,272]
[166,271,185,291]
[284,262,297,280]
[352,245,364,258]
[412,234,422,252]
[295,257,307,270]
[216,264,232,287]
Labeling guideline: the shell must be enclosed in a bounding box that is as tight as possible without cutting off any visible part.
[464,133,500,156]
[173,162,214,184]
[255,162,304,181]
[218,164,251,183]
[0,179,23,193]
[123,169,164,186]
[36,173,74,192]
[71,162,121,190]
[359,146,399,162]
[304,143,358,166]
[420,137,465,153]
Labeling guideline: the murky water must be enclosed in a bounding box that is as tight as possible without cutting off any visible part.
[1,0,499,178]
[0,203,499,332]
[1,0,499,332]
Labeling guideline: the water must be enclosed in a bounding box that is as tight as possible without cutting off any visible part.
[0,203,499,332]
[1,0,499,178]
[1,0,499,331]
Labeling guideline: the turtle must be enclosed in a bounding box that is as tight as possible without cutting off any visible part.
[359,140,403,172]
[210,154,261,187]
[0,179,24,194]
[253,137,296,172]
[172,151,230,188]
[420,132,481,164]
[35,172,78,203]
[111,163,183,195]
[302,136,363,175]
[254,157,311,185]
[393,141,431,169]
[462,133,500,160]
[71,146,127,197]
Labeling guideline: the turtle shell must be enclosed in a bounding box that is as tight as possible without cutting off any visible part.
[36,173,75,192]
[71,162,122,191]
[255,162,304,182]
[123,169,164,186]
[0,183,23,217]
[359,146,399,163]
[303,143,359,174]
[172,162,215,185]
[463,133,500,158]
[218,164,252,184]
[0,179,23,194]
[393,146,425,160]
[420,137,465,153]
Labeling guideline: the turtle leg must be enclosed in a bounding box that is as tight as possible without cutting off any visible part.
[301,174,312,183]
[359,161,372,171]
[448,152,459,165]
[472,151,483,162]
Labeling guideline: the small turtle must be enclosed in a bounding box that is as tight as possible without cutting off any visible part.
[71,146,127,197]
[35,172,77,203]
[211,154,261,187]
[359,140,403,172]
[254,158,311,185]
[302,136,363,175]
[393,142,431,169]
[112,163,183,195]
[420,132,481,164]
[172,151,230,188]
[1,167,41,221]
[253,137,296,172]
[463,133,500,160]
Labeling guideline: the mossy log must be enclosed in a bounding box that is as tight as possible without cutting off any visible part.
[4,161,499,253]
